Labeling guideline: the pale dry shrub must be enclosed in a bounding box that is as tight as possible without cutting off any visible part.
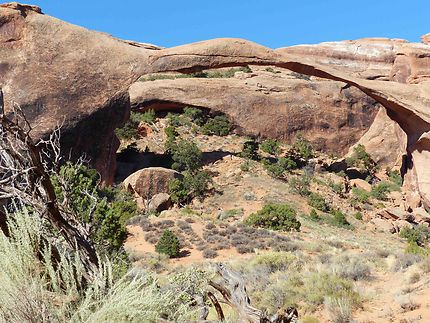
[324,297,352,323]
[0,211,194,322]
[331,254,372,281]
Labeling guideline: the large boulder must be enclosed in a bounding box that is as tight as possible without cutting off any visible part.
[123,167,182,199]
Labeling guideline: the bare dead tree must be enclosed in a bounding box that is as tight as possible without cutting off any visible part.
[208,264,299,323]
[0,89,99,270]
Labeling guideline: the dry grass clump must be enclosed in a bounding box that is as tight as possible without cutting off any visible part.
[330,254,372,281]
[229,251,363,315]
[158,219,175,229]
[0,211,195,322]
[144,232,159,244]
[202,249,218,259]
[389,253,422,272]
[395,295,421,312]
[324,297,352,323]
[407,271,421,284]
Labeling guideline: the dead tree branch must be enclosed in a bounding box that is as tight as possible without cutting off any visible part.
[209,263,299,323]
[0,88,99,271]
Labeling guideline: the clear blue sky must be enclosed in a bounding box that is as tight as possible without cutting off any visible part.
[29,0,429,48]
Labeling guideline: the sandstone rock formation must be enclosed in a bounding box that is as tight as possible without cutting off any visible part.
[123,167,182,200]
[2,2,430,208]
[0,3,154,183]
[130,69,378,154]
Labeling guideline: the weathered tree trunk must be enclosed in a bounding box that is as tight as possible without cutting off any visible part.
[209,264,298,323]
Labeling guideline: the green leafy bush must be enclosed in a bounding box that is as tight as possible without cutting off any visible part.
[240,160,252,172]
[346,144,376,173]
[264,157,297,178]
[309,209,320,222]
[246,204,301,232]
[115,111,156,140]
[167,112,185,127]
[260,139,281,156]
[387,168,403,187]
[156,230,181,258]
[350,187,371,206]
[292,135,313,160]
[308,193,330,212]
[328,180,344,196]
[169,170,212,205]
[183,107,205,126]
[205,66,252,78]
[52,163,138,252]
[289,173,311,196]
[201,115,232,136]
[131,110,156,124]
[115,121,138,140]
[400,225,430,247]
[171,140,202,172]
[371,181,397,200]
[164,125,179,153]
[329,209,352,229]
[240,139,259,160]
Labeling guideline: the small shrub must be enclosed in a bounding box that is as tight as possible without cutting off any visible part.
[236,245,255,254]
[201,115,232,136]
[264,157,297,178]
[346,144,376,173]
[246,204,301,232]
[329,209,352,229]
[169,170,212,205]
[324,297,352,323]
[292,135,313,160]
[115,121,138,140]
[307,193,330,212]
[289,173,311,196]
[240,139,259,160]
[183,107,205,126]
[328,180,344,196]
[371,181,395,200]
[400,225,430,247]
[171,140,202,172]
[260,139,281,156]
[391,253,422,271]
[250,252,297,272]
[334,256,371,281]
[130,110,156,125]
[387,168,403,187]
[202,249,218,259]
[309,209,320,222]
[240,160,252,172]
[167,112,185,127]
[291,71,311,81]
[354,212,363,220]
[350,187,371,206]
[155,230,181,258]
[265,67,276,73]
[164,125,179,152]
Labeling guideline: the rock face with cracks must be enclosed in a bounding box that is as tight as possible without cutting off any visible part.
[1,3,430,207]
